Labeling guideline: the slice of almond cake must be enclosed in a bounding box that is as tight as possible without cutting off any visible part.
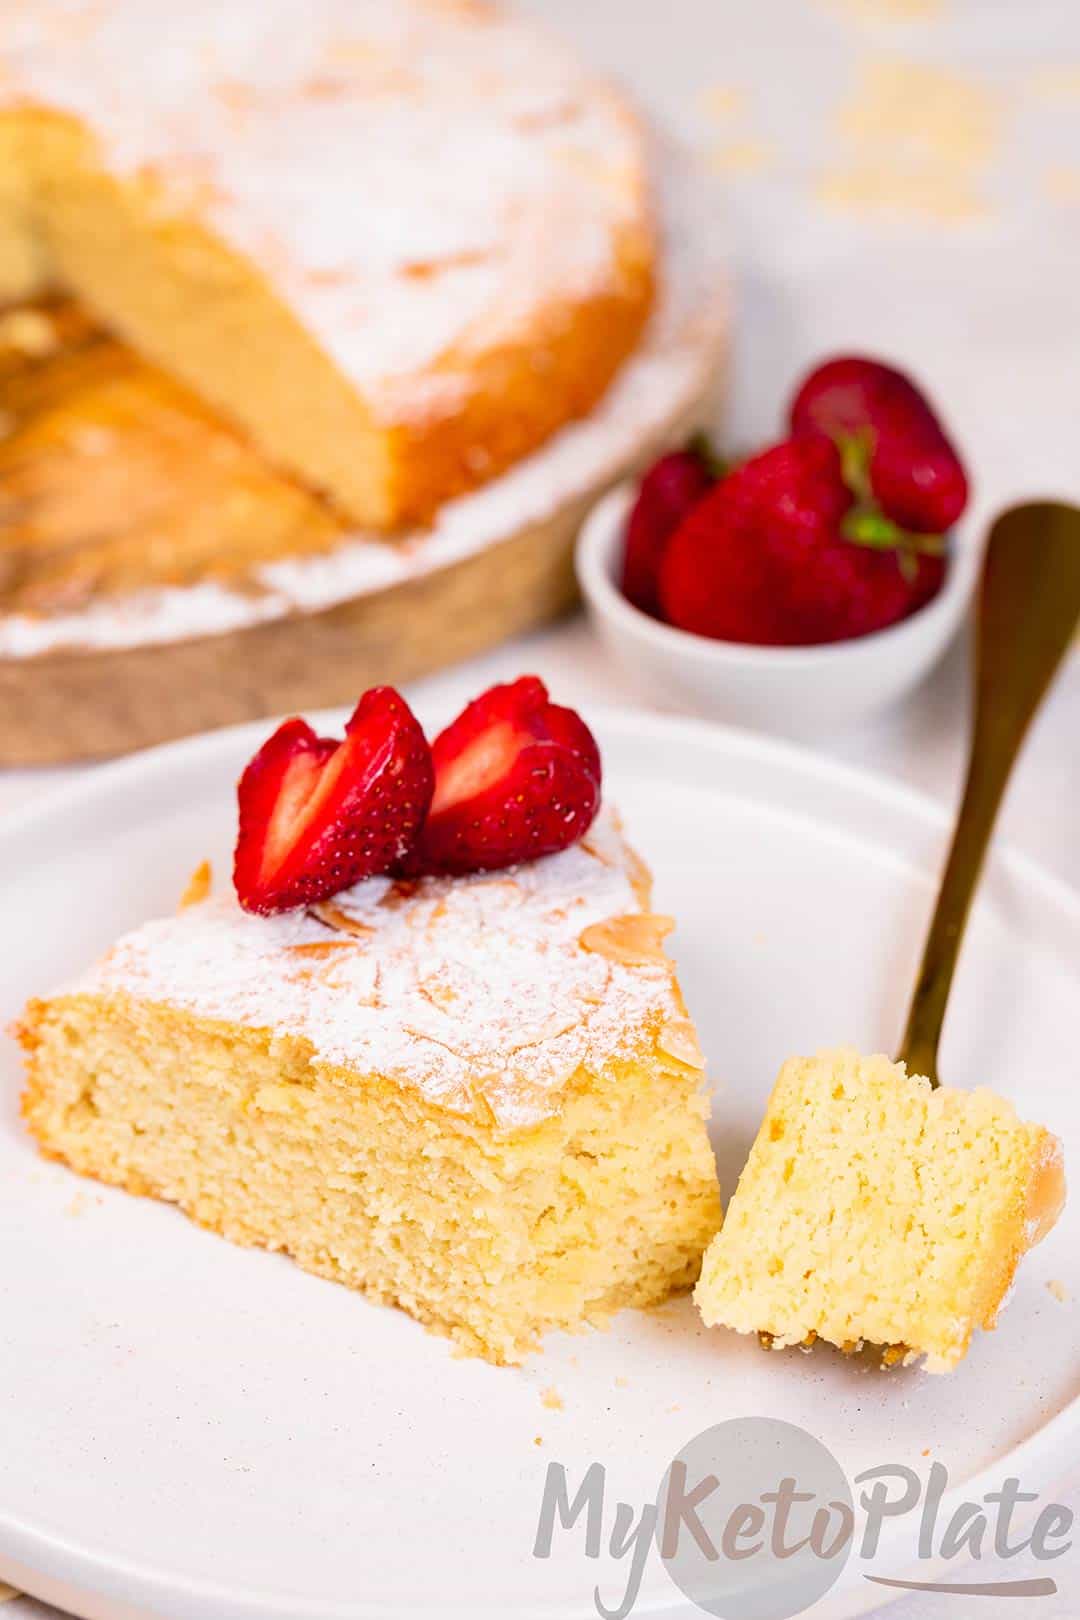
[18,681,721,1362]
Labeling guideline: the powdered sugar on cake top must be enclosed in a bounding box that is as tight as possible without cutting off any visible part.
[0,0,647,396]
[77,810,684,1130]
[0,144,726,659]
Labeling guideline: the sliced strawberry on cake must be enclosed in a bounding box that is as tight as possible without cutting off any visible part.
[234,686,433,914]
[411,675,602,875]
[17,681,721,1363]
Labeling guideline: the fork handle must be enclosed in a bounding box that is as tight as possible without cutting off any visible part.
[898,501,1080,1086]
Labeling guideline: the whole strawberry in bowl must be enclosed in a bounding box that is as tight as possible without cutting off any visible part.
[575,358,976,736]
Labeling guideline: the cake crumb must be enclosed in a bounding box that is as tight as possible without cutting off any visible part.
[710,141,773,176]
[666,1404,681,1414]
[614,1375,629,1389]
[0,308,58,357]
[820,57,1000,225]
[819,0,943,20]
[817,164,987,222]
[0,1584,21,1604]
[533,1435,543,1447]
[837,59,1000,164]
[540,1386,564,1411]
[700,83,746,122]
[1047,1279,1069,1304]
[1026,65,1080,102]
[66,1191,88,1217]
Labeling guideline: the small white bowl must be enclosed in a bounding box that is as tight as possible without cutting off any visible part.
[576,483,978,737]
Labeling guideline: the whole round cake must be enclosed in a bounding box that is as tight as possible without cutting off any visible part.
[0,0,656,526]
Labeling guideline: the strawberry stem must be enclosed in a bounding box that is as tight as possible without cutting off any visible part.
[687,431,730,482]
[836,427,876,505]
[835,429,946,569]
[842,510,946,557]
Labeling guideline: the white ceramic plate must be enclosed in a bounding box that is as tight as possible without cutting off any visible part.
[1,709,1077,1620]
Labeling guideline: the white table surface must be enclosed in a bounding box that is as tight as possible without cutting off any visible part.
[3,0,1078,1616]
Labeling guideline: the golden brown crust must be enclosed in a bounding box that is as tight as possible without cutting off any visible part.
[380,224,656,527]
[1,98,656,529]
[0,330,717,764]
[0,297,348,616]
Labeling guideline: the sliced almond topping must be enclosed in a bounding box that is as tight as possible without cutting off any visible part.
[657,1017,705,1070]
[418,974,459,1011]
[321,37,383,68]
[625,847,654,909]
[578,913,674,966]
[309,901,376,937]
[286,940,353,959]
[508,1009,579,1047]
[212,77,257,113]
[304,267,351,288]
[379,878,421,908]
[179,860,212,910]
[301,74,354,101]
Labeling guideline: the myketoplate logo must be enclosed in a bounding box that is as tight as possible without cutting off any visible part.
[532,1418,1073,1619]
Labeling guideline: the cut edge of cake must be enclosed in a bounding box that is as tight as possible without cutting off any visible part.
[16,812,722,1364]
[0,0,657,528]
[694,1047,1065,1373]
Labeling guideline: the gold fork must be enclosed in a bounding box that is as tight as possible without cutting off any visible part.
[899,501,1080,1086]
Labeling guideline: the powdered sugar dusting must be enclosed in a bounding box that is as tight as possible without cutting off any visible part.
[1,0,645,393]
[0,144,725,659]
[76,809,682,1130]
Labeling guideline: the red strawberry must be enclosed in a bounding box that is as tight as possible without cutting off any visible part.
[410,676,601,875]
[789,356,968,534]
[233,687,433,914]
[621,447,716,615]
[658,436,945,646]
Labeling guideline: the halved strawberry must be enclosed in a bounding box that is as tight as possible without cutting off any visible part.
[233,687,433,914]
[410,676,601,875]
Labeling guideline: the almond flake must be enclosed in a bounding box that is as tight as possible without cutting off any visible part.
[657,1017,705,1070]
[179,860,213,910]
[579,913,674,965]
[309,901,375,937]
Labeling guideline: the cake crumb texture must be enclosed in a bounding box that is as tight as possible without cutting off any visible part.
[19,993,720,1364]
[16,813,722,1362]
[0,0,655,526]
[695,1048,1065,1372]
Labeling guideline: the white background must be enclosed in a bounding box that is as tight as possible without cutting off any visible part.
[2,1,1079,1616]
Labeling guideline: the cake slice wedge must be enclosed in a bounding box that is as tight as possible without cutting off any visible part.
[695,1048,1065,1372]
[18,810,721,1363]
[0,0,654,528]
